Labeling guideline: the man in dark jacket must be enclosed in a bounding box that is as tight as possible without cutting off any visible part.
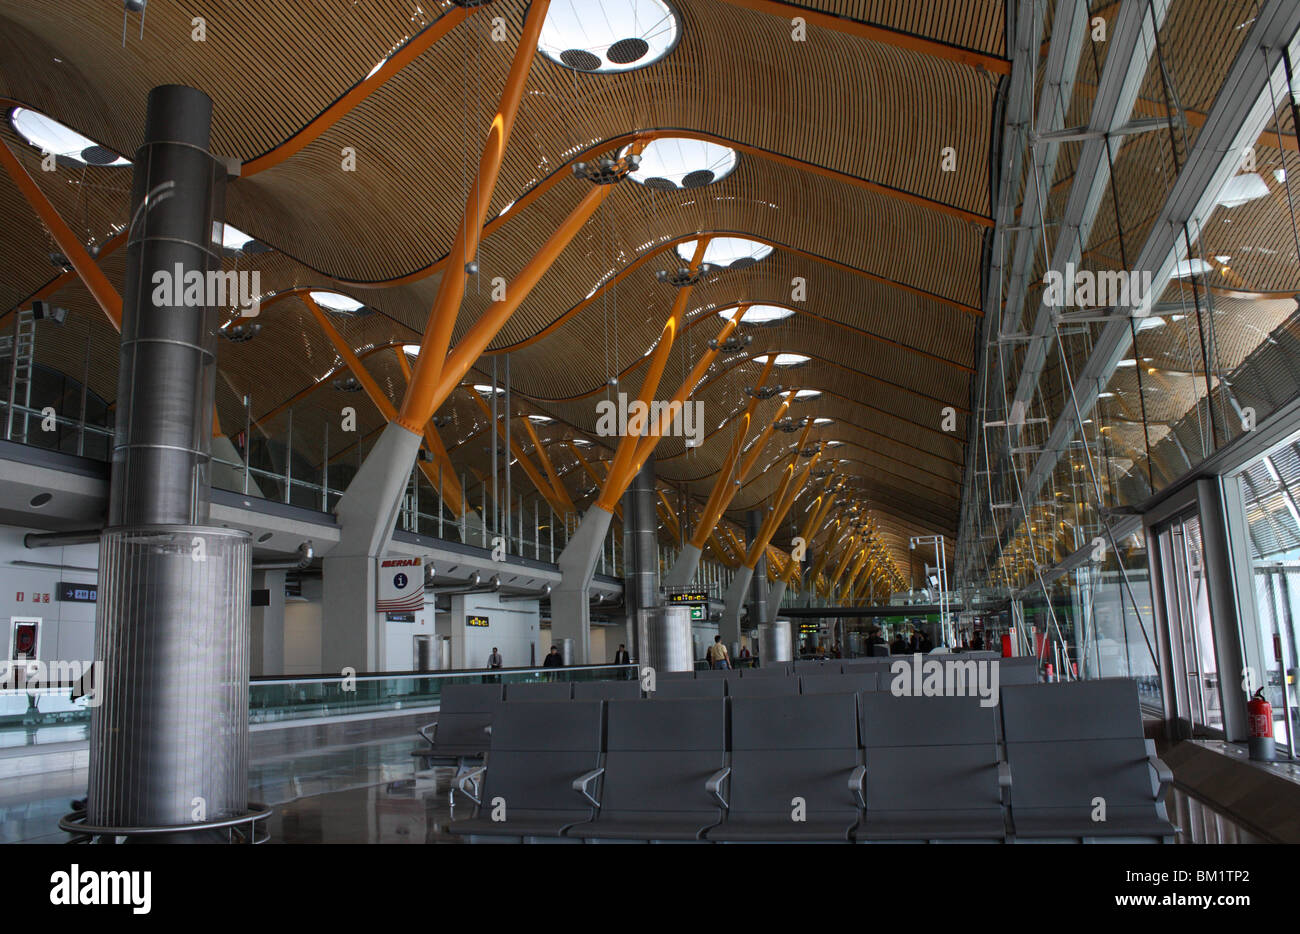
[613,644,630,665]
[543,645,564,668]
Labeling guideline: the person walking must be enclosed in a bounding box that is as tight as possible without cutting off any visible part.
[706,635,730,670]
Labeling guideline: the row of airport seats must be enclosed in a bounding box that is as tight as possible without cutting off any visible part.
[415,657,1040,767]
[445,678,1174,843]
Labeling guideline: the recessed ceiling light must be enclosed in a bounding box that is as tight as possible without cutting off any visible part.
[309,290,365,314]
[676,236,774,269]
[623,137,737,190]
[10,107,131,167]
[1097,391,1116,399]
[1116,359,1137,367]
[717,303,794,325]
[539,0,679,74]
[572,438,593,446]
[1171,257,1213,278]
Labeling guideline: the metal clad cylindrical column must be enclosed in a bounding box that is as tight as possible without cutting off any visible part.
[622,455,658,661]
[88,86,251,842]
[558,637,575,667]
[646,606,693,673]
[758,620,792,663]
[746,509,769,624]
[112,85,223,528]
[88,527,250,834]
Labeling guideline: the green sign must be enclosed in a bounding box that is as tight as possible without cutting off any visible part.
[690,606,704,621]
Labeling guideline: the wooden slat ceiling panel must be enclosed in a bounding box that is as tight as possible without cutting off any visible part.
[782,0,1005,57]
[0,0,1009,566]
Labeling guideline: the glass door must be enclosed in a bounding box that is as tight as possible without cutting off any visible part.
[1156,511,1224,735]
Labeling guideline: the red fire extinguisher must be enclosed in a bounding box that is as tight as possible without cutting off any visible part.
[1044,662,1054,683]
[1248,687,1274,761]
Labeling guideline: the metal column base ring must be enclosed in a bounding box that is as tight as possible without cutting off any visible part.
[59,803,273,844]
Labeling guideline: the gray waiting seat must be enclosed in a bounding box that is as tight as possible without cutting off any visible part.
[651,678,726,699]
[799,671,881,695]
[696,666,740,678]
[744,662,793,676]
[573,680,642,701]
[448,699,604,842]
[413,682,502,767]
[506,680,574,701]
[793,658,838,673]
[998,657,1040,685]
[1001,680,1174,843]
[726,674,801,698]
[857,693,1009,842]
[655,670,696,681]
[568,698,727,842]
[707,694,863,842]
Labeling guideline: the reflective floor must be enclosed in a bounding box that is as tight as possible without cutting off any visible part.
[0,736,1275,844]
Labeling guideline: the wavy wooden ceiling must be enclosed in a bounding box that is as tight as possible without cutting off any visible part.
[0,0,1009,574]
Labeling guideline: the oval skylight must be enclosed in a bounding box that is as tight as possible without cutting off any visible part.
[213,222,256,252]
[813,417,834,425]
[623,137,737,190]
[1216,173,1269,208]
[473,384,506,396]
[528,414,554,424]
[677,236,773,269]
[10,107,130,167]
[791,389,821,400]
[756,352,810,367]
[402,344,423,356]
[309,290,365,314]
[539,0,679,74]
[1171,258,1212,278]
[717,303,794,325]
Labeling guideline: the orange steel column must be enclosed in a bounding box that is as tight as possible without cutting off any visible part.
[427,180,612,413]
[305,293,468,513]
[688,357,776,549]
[520,416,575,513]
[391,347,467,516]
[745,442,822,569]
[396,0,551,432]
[620,303,745,483]
[0,141,123,328]
[778,476,838,587]
[594,238,710,512]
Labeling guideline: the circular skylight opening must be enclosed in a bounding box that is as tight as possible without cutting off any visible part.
[539,0,679,74]
[10,107,130,167]
[309,290,366,315]
[756,352,810,367]
[622,138,737,190]
[676,237,774,269]
[717,303,794,325]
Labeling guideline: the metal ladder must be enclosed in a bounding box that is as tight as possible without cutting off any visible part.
[2,308,36,443]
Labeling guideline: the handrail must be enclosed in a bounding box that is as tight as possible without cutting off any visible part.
[250,663,637,686]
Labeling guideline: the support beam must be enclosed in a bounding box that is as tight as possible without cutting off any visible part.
[468,387,570,516]
[522,416,576,513]
[391,348,467,517]
[0,140,123,328]
[396,0,551,433]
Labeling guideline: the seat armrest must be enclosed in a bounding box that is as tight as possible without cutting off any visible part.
[848,765,867,810]
[484,724,492,735]
[418,721,438,746]
[572,768,605,808]
[1148,754,1173,795]
[706,767,731,809]
[457,765,487,806]
[997,760,1012,788]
